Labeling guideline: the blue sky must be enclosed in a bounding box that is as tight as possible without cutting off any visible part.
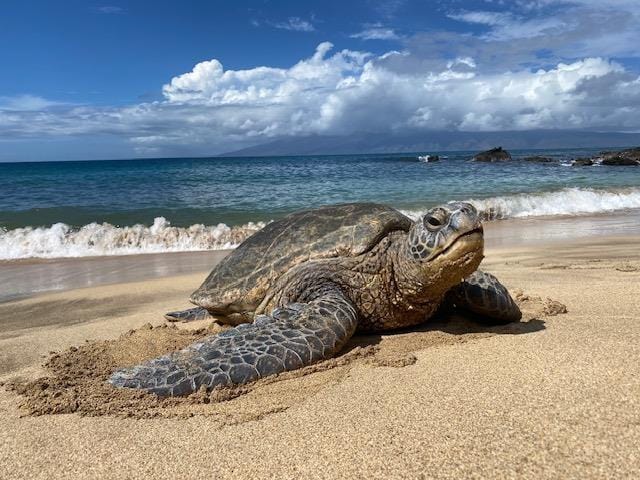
[1,0,640,161]
[4,0,454,106]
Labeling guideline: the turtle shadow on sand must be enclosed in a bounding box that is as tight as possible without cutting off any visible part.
[345,289,560,367]
[382,312,545,338]
[344,312,546,367]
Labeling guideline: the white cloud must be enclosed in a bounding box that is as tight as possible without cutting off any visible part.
[0,95,66,111]
[449,10,567,41]
[114,45,640,138]
[351,27,401,41]
[2,43,640,155]
[448,0,640,50]
[448,11,513,26]
[272,17,315,32]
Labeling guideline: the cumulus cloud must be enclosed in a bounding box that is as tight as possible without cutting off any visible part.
[82,45,640,137]
[3,0,640,157]
[2,42,640,156]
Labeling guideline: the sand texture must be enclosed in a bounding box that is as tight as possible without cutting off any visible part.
[1,236,639,479]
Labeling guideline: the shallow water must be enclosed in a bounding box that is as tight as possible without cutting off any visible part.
[1,148,640,259]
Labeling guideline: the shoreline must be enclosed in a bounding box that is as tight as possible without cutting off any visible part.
[2,210,640,303]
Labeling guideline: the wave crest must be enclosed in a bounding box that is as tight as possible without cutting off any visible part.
[2,188,640,260]
[469,187,640,220]
[0,217,266,260]
[399,187,640,220]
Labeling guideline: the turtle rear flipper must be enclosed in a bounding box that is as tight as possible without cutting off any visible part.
[445,270,521,324]
[164,307,213,323]
[110,286,358,396]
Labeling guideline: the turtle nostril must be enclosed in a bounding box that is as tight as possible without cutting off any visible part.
[460,205,474,216]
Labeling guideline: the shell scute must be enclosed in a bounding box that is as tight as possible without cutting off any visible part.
[191,203,412,315]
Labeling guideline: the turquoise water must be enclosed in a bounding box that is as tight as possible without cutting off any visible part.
[1,148,639,229]
[1,148,639,259]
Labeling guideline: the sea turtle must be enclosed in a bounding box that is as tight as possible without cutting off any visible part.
[109,202,521,396]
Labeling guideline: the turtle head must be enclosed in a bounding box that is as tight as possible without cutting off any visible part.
[398,202,484,300]
[408,202,483,262]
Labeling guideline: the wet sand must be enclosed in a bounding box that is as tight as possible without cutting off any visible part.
[0,250,229,303]
[1,221,640,478]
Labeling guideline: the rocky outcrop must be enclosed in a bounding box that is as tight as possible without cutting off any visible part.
[601,156,640,166]
[472,147,512,162]
[599,147,640,166]
[572,158,594,166]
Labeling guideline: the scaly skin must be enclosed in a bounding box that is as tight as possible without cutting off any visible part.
[257,229,482,332]
[109,202,520,397]
[110,285,357,396]
[445,270,522,324]
[164,307,214,323]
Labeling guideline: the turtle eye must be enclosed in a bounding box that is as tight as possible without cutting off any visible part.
[426,216,442,227]
[424,210,447,230]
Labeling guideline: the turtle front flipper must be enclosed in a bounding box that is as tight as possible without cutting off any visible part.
[445,270,521,324]
[164,307,213,323]
[109,286,358,397]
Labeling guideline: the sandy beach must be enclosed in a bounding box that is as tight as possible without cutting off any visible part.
[1,221,639,478]
[5,0,640,476]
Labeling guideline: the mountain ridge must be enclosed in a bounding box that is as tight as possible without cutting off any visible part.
[221,130,640,157]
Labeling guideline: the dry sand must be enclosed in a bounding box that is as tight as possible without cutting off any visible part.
[1,235,639,478]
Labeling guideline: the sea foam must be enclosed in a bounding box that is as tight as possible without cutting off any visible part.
[469,187,640,220]
[0,217,265,260]
[401,187,640,220]
[2,187,640,260]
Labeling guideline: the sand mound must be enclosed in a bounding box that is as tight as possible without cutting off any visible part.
[7,292,564,419]
[514,290,568,316]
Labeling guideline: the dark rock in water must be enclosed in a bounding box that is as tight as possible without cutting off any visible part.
[523,156,554,163]
[472,147,512,162]
[599,147,640,166]
[568,146,640,167]
[601,156,640,166]
[600,146,640,157]
[572,158,594,166]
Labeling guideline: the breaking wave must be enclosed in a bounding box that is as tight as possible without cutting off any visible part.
[468,187,640,220]
[2,187,640,260]
[0,217,266,260]
[400,187,640,220]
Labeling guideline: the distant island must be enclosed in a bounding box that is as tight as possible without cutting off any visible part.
[222,130,640,157]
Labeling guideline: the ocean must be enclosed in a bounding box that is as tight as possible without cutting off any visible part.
[1,147,640,260]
